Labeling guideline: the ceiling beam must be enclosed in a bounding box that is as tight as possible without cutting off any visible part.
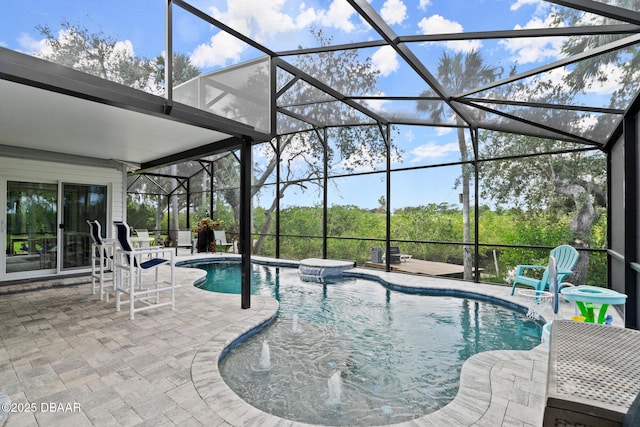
[400,24,640,43]
[139,136,244,172]
[547,0,640,26]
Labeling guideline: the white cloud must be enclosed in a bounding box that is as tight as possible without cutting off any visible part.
[404,129,415,142]
[417,15,481,52]
[381,0,407,25]
[372,46,399,77]
[189,0,361,67]
[360,92,391,112]
[19,28,137,69]
[584,62,624,95]
[575,114,599,133]
[510,0,542,11]
[499,15,564,64]
[190,31,247,68]
[18,32,51,56]
[419,0,432,11]
[444,39,482,53]
[418,14,463,34]
[113,40,135,57]
[220,0,299,39]
[435,127,453,136]
[318,0,358,32]
[296,6,319,28]
[410,141,459,162]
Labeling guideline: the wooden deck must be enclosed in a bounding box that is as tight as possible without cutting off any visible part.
[364,258,471,278]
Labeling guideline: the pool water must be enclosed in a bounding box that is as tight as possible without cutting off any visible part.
[192,261,542,426]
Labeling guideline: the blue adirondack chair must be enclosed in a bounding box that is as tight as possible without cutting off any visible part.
[510,245,579,295]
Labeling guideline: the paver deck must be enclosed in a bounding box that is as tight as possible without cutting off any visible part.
[0,253,623,426]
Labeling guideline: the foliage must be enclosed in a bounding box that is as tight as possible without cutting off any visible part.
[250,203,607,286]
[192,218,222,232]
[210,198,237,234]
[36,21,199,94]
[556,0,640,109]
[243,29,401,253]
[480,135,606,285]
[126,200,156,231]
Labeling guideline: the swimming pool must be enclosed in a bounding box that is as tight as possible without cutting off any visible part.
[189,261,541,426]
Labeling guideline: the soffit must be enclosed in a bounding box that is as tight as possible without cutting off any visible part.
[0,79,232,167]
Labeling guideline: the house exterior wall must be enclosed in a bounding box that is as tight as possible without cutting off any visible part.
[610,132,624,296]
[609,103,640,329]
[632,112,640,329]
[0,156,125,282]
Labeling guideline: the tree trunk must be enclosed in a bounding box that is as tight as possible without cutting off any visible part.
[556,181,599,285]
[254,203,275,255]
[457,125,472,280]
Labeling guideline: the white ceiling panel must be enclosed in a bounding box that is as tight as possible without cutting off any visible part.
[0,79,231,166]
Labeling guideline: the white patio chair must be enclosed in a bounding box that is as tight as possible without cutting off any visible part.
[132,228,152,249]
[87,219,116,301]
[176,230,195,254]
[213,230,234,253]
[113,222,175,320]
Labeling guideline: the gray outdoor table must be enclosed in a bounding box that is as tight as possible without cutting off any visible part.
[544,320,640,426]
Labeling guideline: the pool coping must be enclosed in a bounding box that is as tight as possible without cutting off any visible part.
[186,257,553,426]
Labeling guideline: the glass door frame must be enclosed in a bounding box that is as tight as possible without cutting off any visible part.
[1,178,111,280]
[59,183,109,272]
[2,178,59,279]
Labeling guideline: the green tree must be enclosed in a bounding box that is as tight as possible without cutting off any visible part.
[37,21,200,95]
[417,50,502,280]
[37,21,154,91]
[477,2,617,285]
[480,135,606,285]
[558,0,640,109]
[250,29,401,254]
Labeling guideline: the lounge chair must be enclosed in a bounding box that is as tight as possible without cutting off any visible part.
[133,228,152,248]
[176,230,195,254]
[113,222,175,320]
[510,244,578,295]
[213,230,234,253]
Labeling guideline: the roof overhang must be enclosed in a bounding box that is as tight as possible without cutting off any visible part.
[0,48,270,171]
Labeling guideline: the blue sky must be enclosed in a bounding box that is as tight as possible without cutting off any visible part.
[0,0,618,209]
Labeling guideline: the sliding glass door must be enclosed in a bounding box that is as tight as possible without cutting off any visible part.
[6,181,58,273]
[4,181,107,275]
[62,184,107,270]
